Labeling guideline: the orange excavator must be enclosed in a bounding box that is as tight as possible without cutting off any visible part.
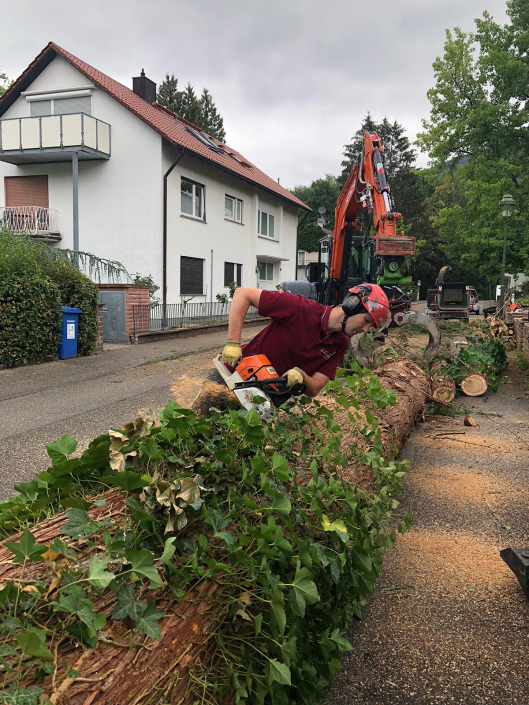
[281,131,440,362]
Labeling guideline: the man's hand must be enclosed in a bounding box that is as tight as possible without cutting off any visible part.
[221,341,242,367]
[285,367,304,388]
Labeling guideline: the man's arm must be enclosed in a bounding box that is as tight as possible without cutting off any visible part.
[227,287,262,342]
[302,371,329,397]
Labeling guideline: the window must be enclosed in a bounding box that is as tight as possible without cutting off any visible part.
[180,256,204,295]
[298,251,306,266]
[258,209,275,238]
[29,96,91,117]
[181,178,205,220]
[224,262,242,287]
[258,261,274,281]
[225,195,243,223]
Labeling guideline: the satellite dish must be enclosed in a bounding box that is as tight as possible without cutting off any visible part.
[318,206,326,214]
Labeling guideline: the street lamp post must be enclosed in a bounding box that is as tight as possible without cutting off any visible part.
[499,193,515,314]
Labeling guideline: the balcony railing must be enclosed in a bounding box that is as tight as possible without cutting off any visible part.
[0,113,110,161]
[0,206,58,235]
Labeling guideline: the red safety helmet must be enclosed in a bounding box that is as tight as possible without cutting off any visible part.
[342,284,391,333]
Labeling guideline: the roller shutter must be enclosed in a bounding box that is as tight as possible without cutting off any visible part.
[180,256,204,295]
[5,176,49,207]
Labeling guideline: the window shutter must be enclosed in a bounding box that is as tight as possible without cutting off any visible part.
[180,256,204,295]
[224,262,234,287]
[30,100,52,117]
[54,96,91,115]
[236,264,242,286]
[5,176,49,207]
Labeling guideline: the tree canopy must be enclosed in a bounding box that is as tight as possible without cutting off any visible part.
[156,74,226,142]
[290,175,341,252]
[0,72,11,97]
[417,0,529,282]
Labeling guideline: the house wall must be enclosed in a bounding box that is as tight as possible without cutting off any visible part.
[163,143,298,303]
[0,56,163,284]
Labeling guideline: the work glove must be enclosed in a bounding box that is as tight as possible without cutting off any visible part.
[221,341,242,367]
[285,367,304,388]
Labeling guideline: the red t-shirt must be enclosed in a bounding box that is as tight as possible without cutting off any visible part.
[241,291,349,380]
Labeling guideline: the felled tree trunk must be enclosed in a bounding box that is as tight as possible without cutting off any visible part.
[0,359,431,704]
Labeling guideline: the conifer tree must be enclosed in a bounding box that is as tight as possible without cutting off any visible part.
[156,73,182,114]
[199,88,226,142]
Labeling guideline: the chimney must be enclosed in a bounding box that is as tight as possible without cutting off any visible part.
[133,69,156,104]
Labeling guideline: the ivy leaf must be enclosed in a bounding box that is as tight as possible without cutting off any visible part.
[0,686,44,705]
[271,600,286,636]
[61,497,92,512]
[46,435,77,464]
[124,548,163,589]
[60,509,98,539]
[270,492,291,520]
[100,472,150,493]
[160,537,176,566]
[16,630,53,660]
[88,555,114,590]
[321,514,349,542]
[272,453,289,482]
[328,628,353,652]
[133,602,165,641]
[398,507,412,534]
[111,586,147,620]
[5,530,48,564]
[267,658,291,686]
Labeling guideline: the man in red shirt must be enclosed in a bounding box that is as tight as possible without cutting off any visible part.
[221,284,390,397]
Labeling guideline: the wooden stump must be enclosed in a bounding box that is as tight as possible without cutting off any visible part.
[431,374,456,403]
[460,373,488,397]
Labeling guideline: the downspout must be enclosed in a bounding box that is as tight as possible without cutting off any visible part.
[163,145,185,320]
[295,209,310,280]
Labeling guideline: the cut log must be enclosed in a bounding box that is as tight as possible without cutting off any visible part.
[431,374,456,403]
[460,373,488,397]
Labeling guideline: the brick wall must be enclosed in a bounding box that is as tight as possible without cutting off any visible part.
[96,303,104,353]
[98,284,151,342]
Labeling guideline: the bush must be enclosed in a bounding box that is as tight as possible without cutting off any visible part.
[43,259,99,356]
[0,272,62,367]
[520,280,529,295]
[0,230,99,364]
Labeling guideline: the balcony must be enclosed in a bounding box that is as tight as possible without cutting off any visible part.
[1,206,60,240]
[0,114,111,164]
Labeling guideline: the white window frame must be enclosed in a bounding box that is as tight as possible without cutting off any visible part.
[257,260,274,281]
[181,177,206,221]
[225,195,243,223]
[258,209,276,239]
[298,250,306,266]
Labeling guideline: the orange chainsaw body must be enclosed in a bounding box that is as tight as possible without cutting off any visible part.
[236,354,279,382]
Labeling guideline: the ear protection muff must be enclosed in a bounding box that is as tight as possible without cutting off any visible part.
[342,295,362,317]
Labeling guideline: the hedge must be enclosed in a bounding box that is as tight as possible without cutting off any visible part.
[0,230,99,365]
[0,272,62,367]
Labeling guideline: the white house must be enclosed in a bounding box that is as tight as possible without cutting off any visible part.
[0,42,309,307]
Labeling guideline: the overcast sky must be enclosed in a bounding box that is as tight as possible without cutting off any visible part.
[1,0,509,188]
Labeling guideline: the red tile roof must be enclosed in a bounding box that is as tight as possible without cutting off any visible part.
[0,42,310,211]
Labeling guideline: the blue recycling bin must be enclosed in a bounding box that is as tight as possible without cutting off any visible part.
[57,306,82,359]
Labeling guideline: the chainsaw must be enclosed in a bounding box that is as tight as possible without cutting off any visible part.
[213,353,307,418]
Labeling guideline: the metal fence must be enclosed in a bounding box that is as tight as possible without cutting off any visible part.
[132,301,261,336]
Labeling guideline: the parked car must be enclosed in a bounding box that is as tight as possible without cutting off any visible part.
[468,287,480,314]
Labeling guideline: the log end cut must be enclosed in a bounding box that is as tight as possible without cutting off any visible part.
[460,373,488,397]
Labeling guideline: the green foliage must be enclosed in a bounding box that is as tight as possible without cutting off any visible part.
[417,5,529,282]
[0,367,410,702]
[42,258,99,356]
[0,229,99,364]
[442,336,508,392]
[157,73,226,142]
[0,71,11,96]
[132,272,160,306]
[290,175,342,245]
